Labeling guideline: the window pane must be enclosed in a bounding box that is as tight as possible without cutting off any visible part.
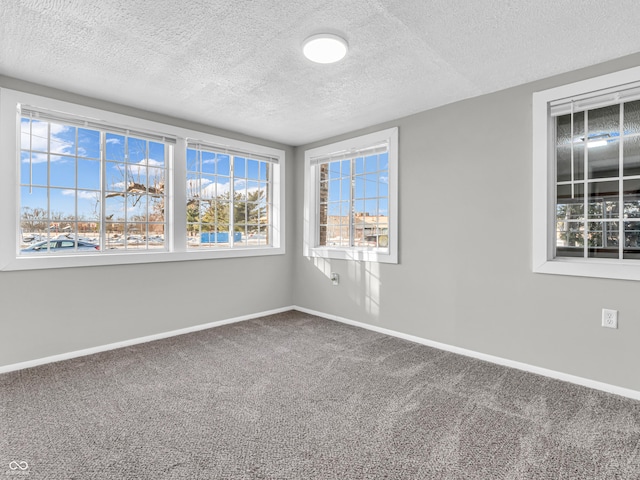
[127,137,147,164]
[588,138,619,179]
[148,141,165,167]
[624,179,640,220]
[50,123,76,156]
[105,196,125,221]
[28,120,49,153]
[20,151,48,186]
[106,222,124,248]
[589,181,618,219]
[328,179,341,201]
[556,221,584,257]
[556,112,585,182]
[587,105,619,179]
[49,188,75,222]
[77,190,100,221]
[217,154,230,176]
[623,135,640,177]
[319,225,328,246]
[77,159,100,190]
[201,151,215,174]
[365,154,378,173]
[106,134,125,161]
[126,164,147,189]
[106,162,126,192]
[187,148,199,172]
[78,128,101,160]
[200,175,215,199]
[624,220,640,259]
[149,195,164,222]
[588,221,619,258]
[624,100,640,136]
[148,167,163,193]
[354,176,366,199]
[50,156,76,188]
[234,157,246,178]
[557,200,584,222]
[247,159,259,179]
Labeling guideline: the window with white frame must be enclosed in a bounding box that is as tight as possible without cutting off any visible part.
[533,66,640,280]
[20,109,172,253]
[0,88,285,271]
[304,127,398,263]
[186,143,275,249]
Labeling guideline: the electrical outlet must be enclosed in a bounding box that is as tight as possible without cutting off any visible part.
[602,309,618,329]
[330,272,339,286]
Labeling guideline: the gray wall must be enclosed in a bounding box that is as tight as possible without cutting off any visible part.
[0,76,295,367]
[293,53,640,392]
[4,53,640,393]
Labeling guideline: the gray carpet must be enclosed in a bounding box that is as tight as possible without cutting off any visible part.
[1,310,640,479]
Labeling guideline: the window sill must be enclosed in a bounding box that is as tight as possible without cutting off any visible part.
[533,257,640,281]
[305,246,398,264]
[1,246,286,271]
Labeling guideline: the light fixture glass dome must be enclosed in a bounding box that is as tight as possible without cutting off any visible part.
[302,34,348,64]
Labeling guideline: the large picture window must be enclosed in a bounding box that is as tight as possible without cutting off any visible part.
[0,89,285,270]
[304,127,398,263]
[533,66,640,280]
[20,110,171,254]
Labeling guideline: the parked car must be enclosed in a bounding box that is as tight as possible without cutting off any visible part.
[21,239,100,253]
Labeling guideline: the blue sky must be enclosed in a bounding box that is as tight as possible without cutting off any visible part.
[325,153,389,217]
[20,120,166,222]
[20,119,271,224]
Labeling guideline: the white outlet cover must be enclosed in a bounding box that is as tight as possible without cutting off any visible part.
[602,309,618,329]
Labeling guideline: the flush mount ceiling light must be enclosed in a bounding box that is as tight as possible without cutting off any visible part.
[302,34,348,64]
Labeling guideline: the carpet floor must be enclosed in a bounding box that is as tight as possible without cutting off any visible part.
[1,310,640,479]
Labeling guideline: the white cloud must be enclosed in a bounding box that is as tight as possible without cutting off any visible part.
[21,122,75,164]
[21,121,73,157]
[126,159,165,178]
[201,181,231,199]
[106,137,121,145]
[61,190,100,201]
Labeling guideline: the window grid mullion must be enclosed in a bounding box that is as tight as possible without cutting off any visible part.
[350,158,355,247]
[74,127,79,250]
[229,154,235,247]
[619,104,625,260]
[583,110,589,259]
[100,131,106,252]
[570,102,575,199]
[46,122,51,248]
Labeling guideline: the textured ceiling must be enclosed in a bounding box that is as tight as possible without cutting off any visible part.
[3,1,640,146]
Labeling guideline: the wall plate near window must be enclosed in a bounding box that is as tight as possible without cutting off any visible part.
[533,66,640,281]
[303,127,398,264]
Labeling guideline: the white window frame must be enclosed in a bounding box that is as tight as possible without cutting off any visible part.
[0,88,285,271]
[303,127,398,264]
[533,66,640,281]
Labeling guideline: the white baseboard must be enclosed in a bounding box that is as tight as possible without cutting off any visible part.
[3,304,640,402]
[293,305,640,402]
[0,306,294,375]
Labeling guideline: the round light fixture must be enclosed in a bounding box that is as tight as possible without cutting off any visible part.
[302,34,348,64]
